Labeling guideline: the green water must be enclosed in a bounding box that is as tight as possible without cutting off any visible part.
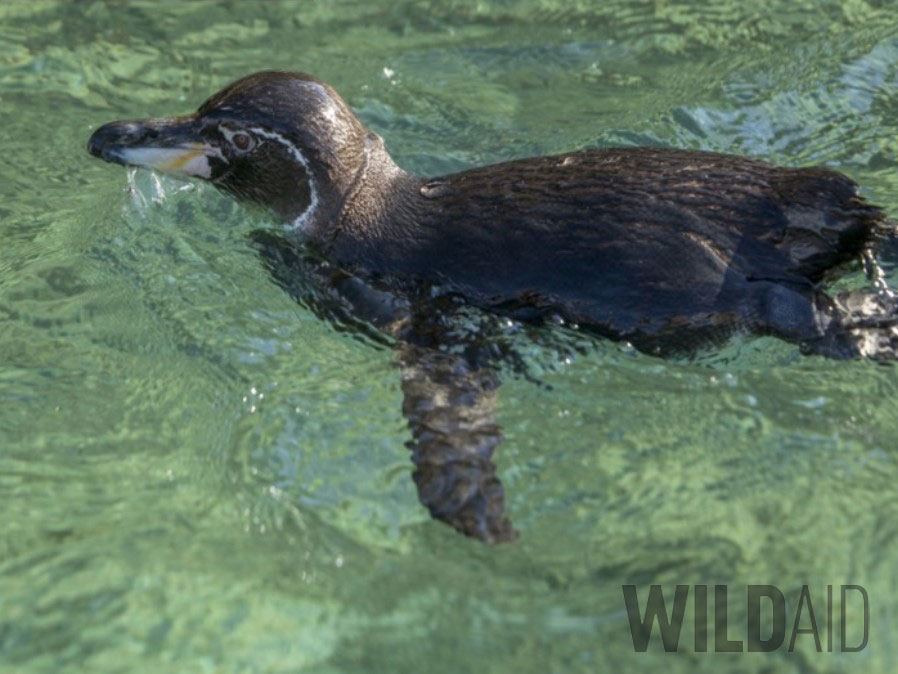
[2,1,898,672]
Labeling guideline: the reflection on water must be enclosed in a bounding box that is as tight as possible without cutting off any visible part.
[2,1,898,672]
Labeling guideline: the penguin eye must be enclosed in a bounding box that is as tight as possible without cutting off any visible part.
[228,131,255,152]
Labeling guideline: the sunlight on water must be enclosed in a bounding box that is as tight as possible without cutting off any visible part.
[2,1,898,673]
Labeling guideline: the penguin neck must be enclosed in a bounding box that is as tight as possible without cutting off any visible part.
[325,133,424,271]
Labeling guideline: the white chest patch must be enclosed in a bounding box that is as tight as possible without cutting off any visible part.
[248,127,319,233]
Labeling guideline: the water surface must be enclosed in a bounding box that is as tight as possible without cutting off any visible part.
[2,1,897,672]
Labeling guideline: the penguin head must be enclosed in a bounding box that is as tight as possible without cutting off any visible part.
[88,71,372,229]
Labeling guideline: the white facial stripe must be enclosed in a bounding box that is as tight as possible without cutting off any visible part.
[247,127,319,232]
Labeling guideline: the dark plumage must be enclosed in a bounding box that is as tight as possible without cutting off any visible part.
[335,146,889,354]
[87,70,897,542]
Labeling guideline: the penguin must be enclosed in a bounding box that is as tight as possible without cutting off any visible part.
[88,70,897,542]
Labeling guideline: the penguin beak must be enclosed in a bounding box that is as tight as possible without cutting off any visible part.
[87,117,224,179]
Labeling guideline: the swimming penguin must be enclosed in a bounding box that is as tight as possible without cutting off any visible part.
[87,70,898,542]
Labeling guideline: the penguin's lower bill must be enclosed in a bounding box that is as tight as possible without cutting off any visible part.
[87,119,222,179]
[114,145,214,177]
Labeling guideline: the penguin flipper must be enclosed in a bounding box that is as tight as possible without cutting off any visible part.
[397,343,516,543]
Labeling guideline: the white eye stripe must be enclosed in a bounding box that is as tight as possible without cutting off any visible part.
[246,126,319,233]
